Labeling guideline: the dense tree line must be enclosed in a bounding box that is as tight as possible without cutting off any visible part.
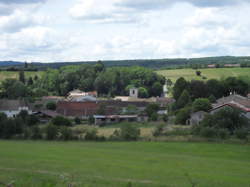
[0,62,165,98]
[172,76,250,125]
[173,76,250,102]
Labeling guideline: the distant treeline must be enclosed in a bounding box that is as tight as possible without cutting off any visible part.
[1,56,250,70]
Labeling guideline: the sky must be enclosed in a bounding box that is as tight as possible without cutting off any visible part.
[1,0,250,62]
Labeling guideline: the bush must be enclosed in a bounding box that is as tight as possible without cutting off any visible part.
[235,129,248,140]
[88,116,95,125]
[150,112,158,121]
[120,123,140,141]
[175,107,191,125]
[60,126,73,141]
[46,102,57,111]
[74,117,81,125]
[152,124,165,137]
[31,126,43,140]
[200,127,217,138]
[162,114,168,122]
[51,116,72,127]
[85,128,98,141]
[217,129,230,139]
[46,124,58,140]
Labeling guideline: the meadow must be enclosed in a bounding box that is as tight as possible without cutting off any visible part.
[0,141,250,187]
[157,68,250,82]
[0,71,43,81]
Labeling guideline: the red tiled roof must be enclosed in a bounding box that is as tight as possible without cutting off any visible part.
[211,102,250,113]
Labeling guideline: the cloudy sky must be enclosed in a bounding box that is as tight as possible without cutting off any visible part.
[1,0,250,62]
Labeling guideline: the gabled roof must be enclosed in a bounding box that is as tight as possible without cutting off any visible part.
[211,101,250,113]
[216,94,250,108]
[0,100,28,111]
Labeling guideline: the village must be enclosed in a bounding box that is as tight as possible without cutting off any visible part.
[0,86,250,127]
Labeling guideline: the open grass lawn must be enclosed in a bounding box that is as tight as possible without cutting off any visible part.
[0,71,43,81]
[157,68,250,82]
[0,141,250,187]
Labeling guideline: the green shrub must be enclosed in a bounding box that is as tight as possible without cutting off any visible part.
[51,116,72,127]
[74,117,81,125]
[60,126,73,141]
[217,129,230,139]
[46,124,58,140]
[120,123,140,141]
[85,128,98,141]
[46,102,56,110]
[152,124,165,137]
[235,129,248,140]
[200,127,217,138]
[31,126,43,140]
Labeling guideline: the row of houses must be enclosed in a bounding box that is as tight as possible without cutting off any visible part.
[0,88,174,125]
[189,94,250,125]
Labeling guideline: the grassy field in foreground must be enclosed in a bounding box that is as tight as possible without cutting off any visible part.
[0,71,43,81]
[0,141,250,187]
[157,68,250,82]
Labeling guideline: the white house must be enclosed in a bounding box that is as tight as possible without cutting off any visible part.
[0,100,32,118]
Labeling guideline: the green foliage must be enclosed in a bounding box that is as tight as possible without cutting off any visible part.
[175,107,191,125]
[235,129,248,140]
[176,90,191,110]
[192,98,212,112]
[201,107,249,133]
[88,116,95,125]
[151,82,163,97]
[152,123,165,137]
[31,126,42,140]
[162,114,168,122]
[208,95,216,103]
[45,124,58,140]
[27,77,33,86]
[0,79,31,99]
[200,127,218,138]
[85,128,98,141]
[46,102,57,111]
[96,104,107,115]
[119,123,140,141]
[37,64,165,97]
[124,105,138,115]
[74,117,81,125]
[60,126,74,141]
[173,77,189,100]
[150,112,158,121]
[138,87,149,98]
[51,116,72,127]
[19,71,25,83]
[145,104,159,116]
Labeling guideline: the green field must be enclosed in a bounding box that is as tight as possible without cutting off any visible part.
[0,71,43,81]
[0,141,250,186]
[157,68,250,82]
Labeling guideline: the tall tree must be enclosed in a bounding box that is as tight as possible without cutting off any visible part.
[19,71,25,84]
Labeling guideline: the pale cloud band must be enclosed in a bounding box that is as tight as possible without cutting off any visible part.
[1,0,250,62]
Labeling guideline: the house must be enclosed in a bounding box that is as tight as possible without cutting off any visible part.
[68,89,97,100]
[0,100,32,118]
[207,64,216,68]
[93,114,148,125]
[188,111,207,125]
[215,94,250,108]
[155,97,175,108]
[224,64,240,67]
[33,110,61,123]
[94,115,138,125]
[69,95,97,102]
[57,101,100,118]
[210,102,250,119]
